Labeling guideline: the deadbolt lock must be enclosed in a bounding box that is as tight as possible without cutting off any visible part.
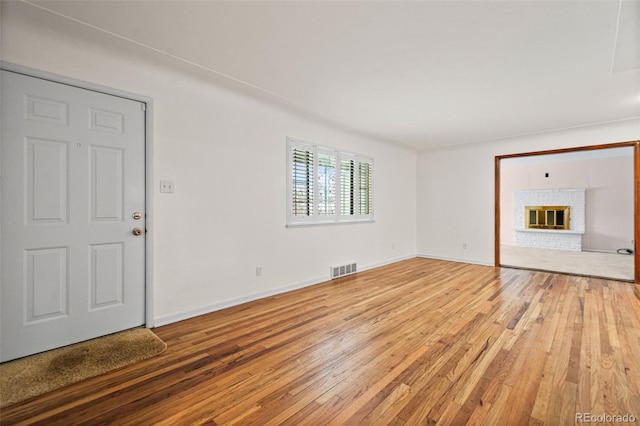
[132,212,142,220]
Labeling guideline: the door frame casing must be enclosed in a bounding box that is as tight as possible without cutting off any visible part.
[494,140,640,284]
[0,61,155,326]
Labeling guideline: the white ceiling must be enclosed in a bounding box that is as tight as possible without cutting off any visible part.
[25,0,640,151]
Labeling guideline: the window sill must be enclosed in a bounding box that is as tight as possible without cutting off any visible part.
[286,219,375,228]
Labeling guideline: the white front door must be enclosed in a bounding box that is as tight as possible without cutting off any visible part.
[1,70,146,362]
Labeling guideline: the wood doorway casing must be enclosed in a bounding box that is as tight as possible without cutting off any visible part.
[494,140,640,284]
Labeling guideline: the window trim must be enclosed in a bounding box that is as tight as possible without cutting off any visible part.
[287,137,374,227]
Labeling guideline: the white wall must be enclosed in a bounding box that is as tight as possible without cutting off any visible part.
[417,120,640,265]
[1,2,417,325]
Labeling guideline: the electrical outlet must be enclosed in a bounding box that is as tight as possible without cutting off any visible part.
[462,242,468,250]
[160,180,174,193]
[256,266,262,276]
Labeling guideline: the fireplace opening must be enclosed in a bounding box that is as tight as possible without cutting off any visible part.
[525,206,570,230]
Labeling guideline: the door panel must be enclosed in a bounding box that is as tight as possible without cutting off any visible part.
[1,70,146,362]
[91,146,124,221]
[25,95,69,125]
[26,247,68,322]
[90,243,124,308]
[26,138,69,223]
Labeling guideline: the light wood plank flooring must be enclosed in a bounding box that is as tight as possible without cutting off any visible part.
[2,258,640,425]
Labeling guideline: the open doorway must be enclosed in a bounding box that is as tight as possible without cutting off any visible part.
[495,141,639,283]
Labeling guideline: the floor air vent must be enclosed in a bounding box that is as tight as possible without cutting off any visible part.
[331,263,357,279]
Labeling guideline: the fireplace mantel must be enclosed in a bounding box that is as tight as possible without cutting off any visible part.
[517,229,583,235]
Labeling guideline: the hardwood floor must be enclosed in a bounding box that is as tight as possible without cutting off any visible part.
[2,258,640,425]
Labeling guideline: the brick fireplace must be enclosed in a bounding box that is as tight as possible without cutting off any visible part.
[514,189,585,251]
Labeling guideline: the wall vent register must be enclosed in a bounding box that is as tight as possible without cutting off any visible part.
[331,263,357,279]
[525,206,570,230]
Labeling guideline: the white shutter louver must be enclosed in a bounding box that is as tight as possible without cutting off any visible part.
[292,147,314,217]
[359,161,373,216]
[340,158,355,216]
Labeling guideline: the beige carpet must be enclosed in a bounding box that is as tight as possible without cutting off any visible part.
[0,327,166,408]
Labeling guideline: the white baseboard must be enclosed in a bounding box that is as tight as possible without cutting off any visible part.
[359,254,417,272]
[153,276,326,327]
[416,253,493,267]
[153,254,417,327]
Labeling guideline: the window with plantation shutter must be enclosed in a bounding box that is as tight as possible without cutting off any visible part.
[287,137,374,226]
